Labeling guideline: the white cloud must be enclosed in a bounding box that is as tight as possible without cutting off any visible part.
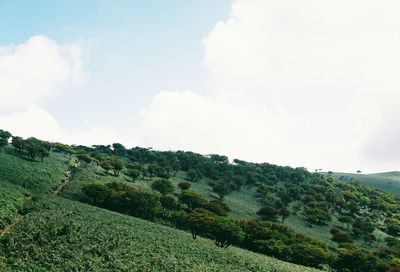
[0,105,126,147]
[0,35,85,112]
[140,0,400,173]
[0,36,131,147]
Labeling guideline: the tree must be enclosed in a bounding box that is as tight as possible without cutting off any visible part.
[0,130,11,152]
[11,136,25,151]
[178,181,191,191]
[179,190,207,210]
[82,183,108,204]
[186,168,202,182]
[332,232,353,244]
[357,170,362,174]
[151,179,174,195]
[202,200,231,216]
[112,143,126,156]
[184,208,214,239]
[160,195,179,216]
[257,206,279,221]
[278,208,290,223]
[24,138,41,160]
[100,161,112,175]
[109,157,124,176]
[0,130,11,140]
[37,147,50,162]
[77,153,92,164]
[126,169,141,182]
[338,216,353,229]
[0,137,8,152]
[334,247,384,272]
[212,181,231,200]
[211,217,244,248]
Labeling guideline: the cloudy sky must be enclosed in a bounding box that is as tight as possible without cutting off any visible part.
[1,0,400,173]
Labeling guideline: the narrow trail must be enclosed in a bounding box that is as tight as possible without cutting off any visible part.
[51,159,81,196]
[0,158,81,237]
[0,196,31,237]
[0,214,21,237]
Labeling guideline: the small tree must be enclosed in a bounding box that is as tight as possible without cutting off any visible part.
[178,181,191,191]
[160,195,180,217]
[37,147,50,162]
[202,200,231,216]
[184,208,214,239]
[0,137,8,152]
[11,136,25,152]
[77,153,92,164]
[278,208,290,223]
[186,168,202,182]
[151,179,174,195]
[211,217,244,248]
[179,190,207,210]
[127,169,141,182]
[212,181,231,200]
[110,157,124,176]
[100,161,112,175]
[257,206,279,221]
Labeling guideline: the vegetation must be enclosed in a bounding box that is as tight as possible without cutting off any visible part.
[1,131,400,271]
[0,197,319,272]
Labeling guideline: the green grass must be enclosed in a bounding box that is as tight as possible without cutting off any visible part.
[0,197,320,272]
[61,163,127,201]
[0,181,26,229]
[0,147,70,193]
[328,172,400,195]
[62,168,261,220]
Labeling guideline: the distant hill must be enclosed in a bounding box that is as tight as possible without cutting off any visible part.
[327,172,400,195]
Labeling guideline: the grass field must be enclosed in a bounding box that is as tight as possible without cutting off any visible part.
[0,196,320,272]
[0,146,70,193]
[328,172,400,195]
[0,181,26,229]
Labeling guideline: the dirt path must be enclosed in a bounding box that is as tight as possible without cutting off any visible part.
[0,214,22,237]
[51,159,81,195]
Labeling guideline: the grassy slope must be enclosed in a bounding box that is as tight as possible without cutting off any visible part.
[0,181,26,229]
[0,150,319,272]
[329,172,400,195]
[61,166,385,252]
[0,146,70,193]
[0,197,319,272]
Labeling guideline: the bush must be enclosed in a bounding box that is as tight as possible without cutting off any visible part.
[178,181,191,191]
[151,179,174,195]
[332,232,353,244]
[202,200,231,216]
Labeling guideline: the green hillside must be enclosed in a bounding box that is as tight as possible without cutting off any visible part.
[0,136,322,271]
[328,172,400,195]
[0,131,399,271]
[0,197,318,272]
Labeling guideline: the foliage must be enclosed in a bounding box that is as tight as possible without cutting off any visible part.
[0,197,318,272]
[179,190,207,210]
[151,179,175,195]
[178,181,191,190]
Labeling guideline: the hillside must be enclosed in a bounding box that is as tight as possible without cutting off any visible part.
[0,140,319,271]
[0,196,318,272]
[0,131,399,271]
[328,172,400,195]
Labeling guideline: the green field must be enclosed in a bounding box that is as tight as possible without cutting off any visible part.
[0,146,69,193]
[0,196,319,272]
[328,172,400,195]
[0,146,321,271]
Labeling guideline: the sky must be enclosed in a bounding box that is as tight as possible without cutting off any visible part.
[1,0,400,173]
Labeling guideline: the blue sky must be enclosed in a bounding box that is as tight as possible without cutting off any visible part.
[1,0,400,173]
[0,0,231,131]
